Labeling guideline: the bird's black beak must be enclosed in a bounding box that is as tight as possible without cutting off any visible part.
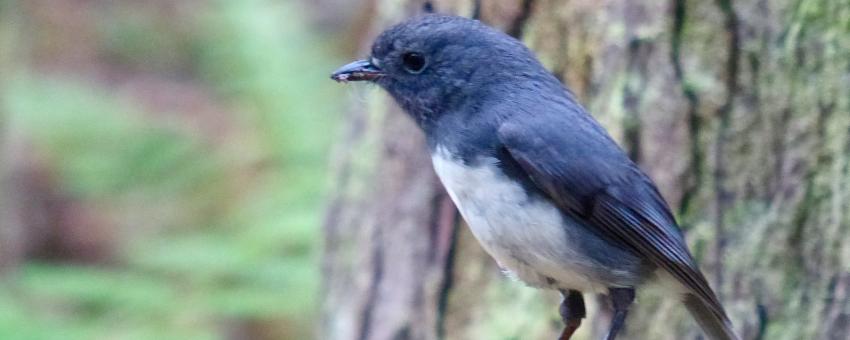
[331,59,384,83]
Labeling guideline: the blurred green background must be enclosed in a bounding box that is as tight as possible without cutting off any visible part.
[0,0,350,339]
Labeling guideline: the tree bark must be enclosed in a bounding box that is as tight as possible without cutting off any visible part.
[321,1,850,339]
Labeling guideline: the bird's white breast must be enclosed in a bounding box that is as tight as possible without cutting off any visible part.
[431,147,605,292]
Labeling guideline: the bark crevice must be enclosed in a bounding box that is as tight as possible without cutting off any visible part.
[710,0,741,291]
[670,0,703,222]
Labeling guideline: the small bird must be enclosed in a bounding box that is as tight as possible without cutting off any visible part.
[331,13,738,340]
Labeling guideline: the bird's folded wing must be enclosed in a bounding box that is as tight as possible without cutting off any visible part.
[497,119,728,321]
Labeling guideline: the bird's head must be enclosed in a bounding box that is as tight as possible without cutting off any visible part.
[331,14,550,128]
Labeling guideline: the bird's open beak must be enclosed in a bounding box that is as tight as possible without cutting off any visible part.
[331,59,384,82]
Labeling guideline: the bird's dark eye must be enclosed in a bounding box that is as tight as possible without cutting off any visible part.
[401,52,427,74]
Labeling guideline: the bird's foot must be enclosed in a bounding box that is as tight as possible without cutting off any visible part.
[604,287,635,340]
[558,290,585,340]
[558,318,582,340]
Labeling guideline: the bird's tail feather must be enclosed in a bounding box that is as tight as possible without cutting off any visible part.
[684,293,740,340]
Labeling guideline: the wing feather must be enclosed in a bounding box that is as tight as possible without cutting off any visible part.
[498,119,728,322]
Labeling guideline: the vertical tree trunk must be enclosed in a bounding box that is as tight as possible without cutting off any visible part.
[321,1,850,339]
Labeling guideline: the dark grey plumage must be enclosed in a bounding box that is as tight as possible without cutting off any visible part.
[332,14,738,340]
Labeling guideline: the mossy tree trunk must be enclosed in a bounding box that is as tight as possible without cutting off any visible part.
[321,1,850,339]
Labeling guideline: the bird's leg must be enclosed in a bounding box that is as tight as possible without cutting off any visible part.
[558,289,585,340]
[605,287,635,340]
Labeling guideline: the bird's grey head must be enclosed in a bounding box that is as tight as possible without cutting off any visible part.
[331,14,551,128]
